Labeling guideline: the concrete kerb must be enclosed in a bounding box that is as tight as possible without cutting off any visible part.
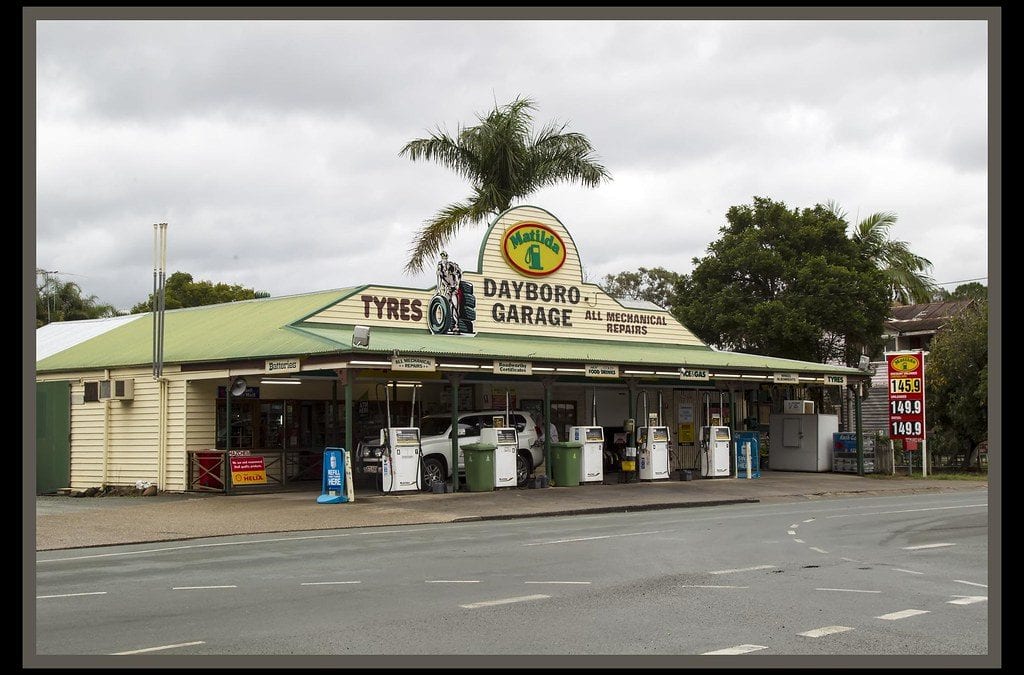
[450,498,760,523]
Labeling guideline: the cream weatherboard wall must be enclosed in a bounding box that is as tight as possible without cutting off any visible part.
[36,367,196,491]
[307,206,706,347]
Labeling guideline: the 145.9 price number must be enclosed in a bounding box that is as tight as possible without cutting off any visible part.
[890,377,922,394]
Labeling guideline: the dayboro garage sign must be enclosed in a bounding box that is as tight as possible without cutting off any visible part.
[309,206,706,347]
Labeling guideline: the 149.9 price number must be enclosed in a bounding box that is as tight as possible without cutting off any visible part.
[890,420,923,437]
[889,399,923,415]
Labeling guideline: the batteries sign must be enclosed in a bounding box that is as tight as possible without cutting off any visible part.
[887,352,925,443]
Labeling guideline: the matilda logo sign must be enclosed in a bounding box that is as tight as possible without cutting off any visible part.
[501,221,567,277]
[890,354,920,372]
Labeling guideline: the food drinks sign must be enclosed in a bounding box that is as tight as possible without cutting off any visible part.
[887,351,926,444]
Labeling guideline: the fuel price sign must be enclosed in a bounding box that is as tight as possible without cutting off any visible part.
[887,351,926,443]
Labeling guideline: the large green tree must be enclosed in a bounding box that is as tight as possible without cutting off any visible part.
[399,96,611,273]
[130,271,270,313]
[925,299,988,467]
[828,202,939,305]
[36,270,120,326]
[601,267,683,309]
[674,197,890,365]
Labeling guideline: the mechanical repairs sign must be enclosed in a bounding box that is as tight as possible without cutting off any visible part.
[230,454,267,485]
[887,351,926,443]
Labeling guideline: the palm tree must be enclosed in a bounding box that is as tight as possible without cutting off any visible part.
[36,269,120,326]
[828,202,939,305]
[399,96,611,274]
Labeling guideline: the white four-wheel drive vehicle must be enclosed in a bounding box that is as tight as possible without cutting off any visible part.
[356,410,543,488]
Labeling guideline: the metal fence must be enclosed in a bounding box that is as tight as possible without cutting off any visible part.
[186,449,324,493]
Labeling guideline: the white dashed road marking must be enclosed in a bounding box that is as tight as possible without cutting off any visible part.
[816,588,882,594]
[793,539,805,543]
[681,585,749,589]
[709,565,775,575]
[36,591,108,599]
[798,625,854,638]
[426,580,480,584]
[902,543,956,551]
[524,530,666,546]
[893,568,924,575]
[460,594,550,609]
[877,609,930,620]
[809,547,828,554]
[524,581,591,585]
[172,585,236,590]
[300,581,361,586]
[111,641,205,655]
[787,530,797,535]
[802,518,815,523]
[953,580,988,588]
[947,596,987,605]
[702,644,767,655]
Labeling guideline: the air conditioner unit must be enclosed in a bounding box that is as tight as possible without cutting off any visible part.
[112,378,135,400]
[99,378,135,400]
[783,399,814,414]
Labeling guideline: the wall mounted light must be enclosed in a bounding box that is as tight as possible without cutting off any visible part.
[352,325,371,348]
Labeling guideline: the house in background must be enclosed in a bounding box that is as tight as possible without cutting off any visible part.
[860,299,977,455]
[881,299,975,354]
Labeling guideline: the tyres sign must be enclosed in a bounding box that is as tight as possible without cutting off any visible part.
[887,352,925,443]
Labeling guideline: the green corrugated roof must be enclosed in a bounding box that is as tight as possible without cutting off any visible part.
[37,287,863,378]
[292,324,863,376]
[36,289,355,372]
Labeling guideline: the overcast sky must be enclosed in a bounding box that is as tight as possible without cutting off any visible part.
[31,10,994,313]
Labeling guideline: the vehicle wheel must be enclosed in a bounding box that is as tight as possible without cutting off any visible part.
[516,452,531,487]
[421,456,446,489]
[427,295,452,334]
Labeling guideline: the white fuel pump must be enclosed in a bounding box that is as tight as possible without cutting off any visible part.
[637,426,670,481]
[699,425,731,478]
[380,427,423,493]
[480,426,518,489]
[571,426,605,484]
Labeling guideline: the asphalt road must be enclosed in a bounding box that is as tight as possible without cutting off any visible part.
[33,490,992,665]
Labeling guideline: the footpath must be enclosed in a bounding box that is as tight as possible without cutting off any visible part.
[33,470,989,551]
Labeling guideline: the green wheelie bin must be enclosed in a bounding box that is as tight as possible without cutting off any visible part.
[462,443,496,492]
[551,441,583,487]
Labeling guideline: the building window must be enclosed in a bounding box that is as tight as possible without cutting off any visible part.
[83,381,99,403]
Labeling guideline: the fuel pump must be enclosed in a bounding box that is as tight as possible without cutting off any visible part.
[481,425,518,489]
[379,383,423,494]
[380,427,423,493]
[637,426,671,480]
[699,425,731,478]
[571,426,605,484]
[571,388,605,484]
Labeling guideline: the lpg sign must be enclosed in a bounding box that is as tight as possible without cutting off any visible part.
[501,221,567,277]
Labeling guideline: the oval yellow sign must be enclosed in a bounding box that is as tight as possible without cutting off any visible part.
[891,355,920,372]
[501,222,567,277]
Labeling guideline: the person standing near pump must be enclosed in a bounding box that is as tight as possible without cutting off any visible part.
[536,415,559,444]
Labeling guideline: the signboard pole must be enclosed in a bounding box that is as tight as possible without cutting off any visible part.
[855,383,864,476]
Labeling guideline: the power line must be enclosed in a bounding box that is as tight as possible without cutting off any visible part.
[934,276,987,287]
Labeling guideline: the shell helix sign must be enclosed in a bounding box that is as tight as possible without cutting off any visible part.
[501,221,567,277]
